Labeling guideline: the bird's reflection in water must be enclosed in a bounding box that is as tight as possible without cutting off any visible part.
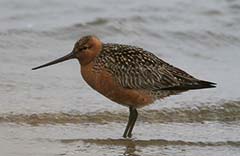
[122,139,140,156]
[60,138,141,156]
[61,138,188,155]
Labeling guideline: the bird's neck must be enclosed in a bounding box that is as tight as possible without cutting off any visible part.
[78,42,103,66]
[78,51,97,66]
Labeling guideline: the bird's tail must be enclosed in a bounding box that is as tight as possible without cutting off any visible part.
[162,80,216,90]
[187,80,216,90]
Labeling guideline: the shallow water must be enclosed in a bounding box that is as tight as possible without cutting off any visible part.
[1,0,240,155]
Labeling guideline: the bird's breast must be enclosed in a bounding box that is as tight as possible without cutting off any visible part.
[80,62,154,108]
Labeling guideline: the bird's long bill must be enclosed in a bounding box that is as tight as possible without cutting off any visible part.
[32,52,75,70]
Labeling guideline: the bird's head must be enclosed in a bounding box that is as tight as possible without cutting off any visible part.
[32,35,102,70]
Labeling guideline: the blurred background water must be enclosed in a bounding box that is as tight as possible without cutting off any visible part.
[0,0,240,155]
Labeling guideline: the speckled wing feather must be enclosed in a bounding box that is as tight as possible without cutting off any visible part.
[94,43,215,91]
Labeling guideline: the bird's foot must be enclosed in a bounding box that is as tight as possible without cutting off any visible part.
[123,133,132,138]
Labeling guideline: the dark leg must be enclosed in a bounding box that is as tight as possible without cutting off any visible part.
[123,107,138,138]
[127,108,138,138]
[123,107,133,138]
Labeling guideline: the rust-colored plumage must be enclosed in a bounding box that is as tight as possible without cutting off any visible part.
[33,35,216,138]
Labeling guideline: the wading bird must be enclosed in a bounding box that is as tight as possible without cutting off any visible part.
[33,35,216,138]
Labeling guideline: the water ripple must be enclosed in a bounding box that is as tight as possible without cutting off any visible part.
[0,101,239,125]
[59,138,240,147]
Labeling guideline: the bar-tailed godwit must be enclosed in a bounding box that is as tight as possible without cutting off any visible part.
[33,35,216,138]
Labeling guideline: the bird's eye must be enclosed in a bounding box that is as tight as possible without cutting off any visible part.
[80,46,88,51]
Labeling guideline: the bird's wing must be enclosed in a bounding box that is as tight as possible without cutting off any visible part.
[113,60,200,90]
[95,44,208,91]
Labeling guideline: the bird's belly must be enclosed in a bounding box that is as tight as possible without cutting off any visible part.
[81,64,154,108]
